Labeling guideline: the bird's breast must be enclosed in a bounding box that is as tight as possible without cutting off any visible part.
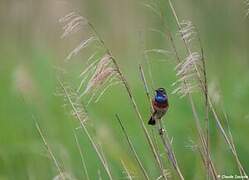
[152,100,168,111]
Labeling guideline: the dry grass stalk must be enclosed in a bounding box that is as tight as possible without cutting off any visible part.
[58,79,113,180]
[150,128,166,176]
[197,35,211,179]
[35,121,66,180]
[116,114,150,180]
[139,65,184,180]
[157,121,184,180]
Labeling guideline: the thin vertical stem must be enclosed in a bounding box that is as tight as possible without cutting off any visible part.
[139,65,184,180]
[116,114,150,180]
[35,122,65,180]
[197,32,210,178]
[58,79,113,180]
[73,132,90,180]
[223,111,243,177]
[208,98,248,178]
[188,95,218,180]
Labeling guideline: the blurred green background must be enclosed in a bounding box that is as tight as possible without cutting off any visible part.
[0,0,249,179]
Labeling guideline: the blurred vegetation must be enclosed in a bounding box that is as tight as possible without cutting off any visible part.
[0,0,249,179]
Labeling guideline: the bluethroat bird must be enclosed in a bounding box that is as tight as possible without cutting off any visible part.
[148,88,169,125]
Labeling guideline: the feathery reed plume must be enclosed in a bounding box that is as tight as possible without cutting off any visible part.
[35,121,65,180]
[78,53,121,104]
[116,114,150,180]
[178,20,196,44]
[60,13,122,105]
[59,12,98,62]
[73,132,90,180]
[172,51,201,98]
[139,65,184,180]
[59,12,88,39]
[57,79,113,180]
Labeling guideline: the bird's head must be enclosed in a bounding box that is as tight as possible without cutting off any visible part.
[155,88,167,102]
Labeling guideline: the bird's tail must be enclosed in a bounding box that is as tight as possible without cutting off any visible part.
[148,116,156,125]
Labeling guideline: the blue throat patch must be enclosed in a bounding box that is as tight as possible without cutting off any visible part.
[155,93,167,103]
